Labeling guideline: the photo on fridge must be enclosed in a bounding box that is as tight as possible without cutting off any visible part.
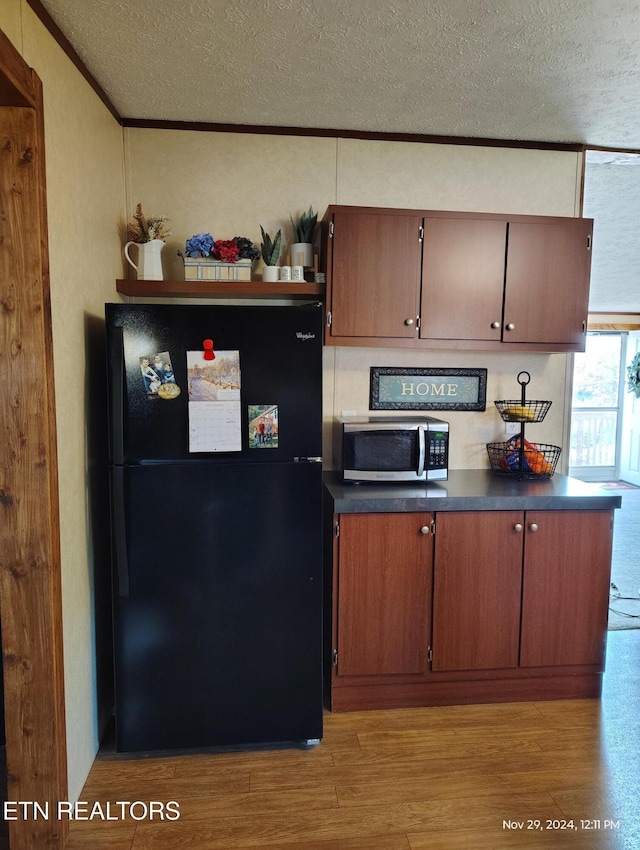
[248,404,279,448]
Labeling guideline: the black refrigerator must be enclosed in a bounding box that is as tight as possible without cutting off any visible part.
[105,302,324,753]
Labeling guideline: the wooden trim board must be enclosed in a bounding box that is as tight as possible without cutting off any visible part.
[0,32,68,850]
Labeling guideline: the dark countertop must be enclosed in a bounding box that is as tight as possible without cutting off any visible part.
[324,469,622,513]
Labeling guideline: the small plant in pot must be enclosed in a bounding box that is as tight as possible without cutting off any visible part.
[260,226,282,282]
[290,206,317,268]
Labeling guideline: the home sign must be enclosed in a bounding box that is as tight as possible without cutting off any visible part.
[370,367,487,411]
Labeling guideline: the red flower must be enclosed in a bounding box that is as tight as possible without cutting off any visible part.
[213,239,240,262]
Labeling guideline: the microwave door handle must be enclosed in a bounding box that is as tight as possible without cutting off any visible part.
[417,426,426,477]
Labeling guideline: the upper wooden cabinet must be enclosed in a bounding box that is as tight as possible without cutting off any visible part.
[327,208,422,338]
[321,205,593,352]
[420,217,507,342]
[501,219,593,347]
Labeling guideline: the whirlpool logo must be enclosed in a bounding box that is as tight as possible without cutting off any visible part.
[296,332,316,340]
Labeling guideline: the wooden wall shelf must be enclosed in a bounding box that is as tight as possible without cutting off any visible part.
[116,279,325,299]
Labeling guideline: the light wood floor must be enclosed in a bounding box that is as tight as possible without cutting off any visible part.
[65,630,640,850]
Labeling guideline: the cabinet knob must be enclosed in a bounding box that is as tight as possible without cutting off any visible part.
[514,523,523,532]
[491,321,501,329]
[506,322,516,331]
[420,526,430,535]
[529,523,539,532]
[404,318,415,326]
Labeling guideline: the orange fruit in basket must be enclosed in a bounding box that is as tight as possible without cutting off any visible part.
[524,444,552,475]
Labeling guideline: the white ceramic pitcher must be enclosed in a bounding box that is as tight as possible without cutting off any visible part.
[124,239,165,280]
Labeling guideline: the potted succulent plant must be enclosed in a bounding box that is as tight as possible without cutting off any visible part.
[260,226,282,282]
[290,206,317,268]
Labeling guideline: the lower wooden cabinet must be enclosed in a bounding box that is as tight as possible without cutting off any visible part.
[327,509,613,712]
[335,513,433,677]
[433,510,613,672]
[519,510,613,667]
[431,511,523,672]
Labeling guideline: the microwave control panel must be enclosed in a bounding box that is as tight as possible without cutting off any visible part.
[426,429,448,469]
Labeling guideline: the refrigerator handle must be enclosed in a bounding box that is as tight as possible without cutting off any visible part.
[109,324,125,466]
[111,466,130,597]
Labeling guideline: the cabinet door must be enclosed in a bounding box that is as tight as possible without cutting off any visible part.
[329,210,422,338]
[432,511,523,671]
[520,510,612,667]
[420,218,507,341]
[503,219,592,345]
[336,513,432,676]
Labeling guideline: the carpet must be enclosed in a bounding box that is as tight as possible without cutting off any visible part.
[607,485,640,630]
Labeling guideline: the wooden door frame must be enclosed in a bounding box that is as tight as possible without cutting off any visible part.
[0,28,68,850]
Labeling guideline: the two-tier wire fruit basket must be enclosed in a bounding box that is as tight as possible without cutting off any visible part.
[486,371,561,479]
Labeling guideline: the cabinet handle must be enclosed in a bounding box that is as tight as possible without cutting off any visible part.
[491,321,501,329]
[514,523,523,532]
[420,526,430,535]
[529,523,539,532]
[506,322,516,331]
[404,318,415,326]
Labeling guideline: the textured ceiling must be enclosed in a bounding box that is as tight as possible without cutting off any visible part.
[33,0,640,312]
[584,152,640,312]
[35,0,640,147]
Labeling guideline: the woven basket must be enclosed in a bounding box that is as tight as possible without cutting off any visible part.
[494,400,552,422]
[487,439,561,479]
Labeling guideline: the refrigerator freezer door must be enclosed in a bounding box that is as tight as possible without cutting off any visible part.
[106,303,323,464]
[112,460,323,752]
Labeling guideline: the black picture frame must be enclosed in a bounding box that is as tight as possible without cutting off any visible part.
[370,367,487,411]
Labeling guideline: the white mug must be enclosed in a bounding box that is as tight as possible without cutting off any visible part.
[292,265,304,282]
[280,265,292,281]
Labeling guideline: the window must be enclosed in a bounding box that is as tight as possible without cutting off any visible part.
[570,332,625,479]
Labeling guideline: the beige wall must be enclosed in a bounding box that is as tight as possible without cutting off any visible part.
[1,1,126,802]
[126,128,583,470]
[123,129,338,282]
[336,138,581,214]
[0,0,22,49]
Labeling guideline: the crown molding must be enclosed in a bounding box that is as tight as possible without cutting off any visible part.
[122,117,586,152]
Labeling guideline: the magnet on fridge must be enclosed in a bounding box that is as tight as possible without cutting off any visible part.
[203,339,216,361]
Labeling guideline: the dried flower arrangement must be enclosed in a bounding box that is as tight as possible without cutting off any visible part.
[127,203,172,243]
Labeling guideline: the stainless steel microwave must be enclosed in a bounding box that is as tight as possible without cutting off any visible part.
[339,416,449,482]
